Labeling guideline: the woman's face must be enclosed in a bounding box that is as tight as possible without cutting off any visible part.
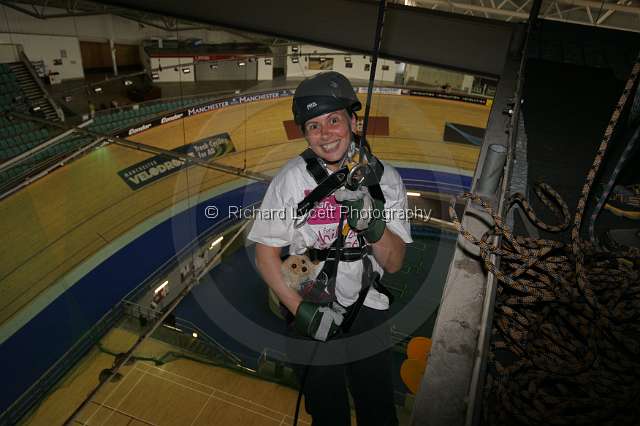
[303,109,355,170]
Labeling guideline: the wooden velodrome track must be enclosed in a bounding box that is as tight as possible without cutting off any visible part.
[0,92,489,329]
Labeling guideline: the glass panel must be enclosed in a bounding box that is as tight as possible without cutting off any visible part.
[0,3,492,425]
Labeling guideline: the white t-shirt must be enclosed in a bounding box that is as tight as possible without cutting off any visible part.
[248,155,413,309]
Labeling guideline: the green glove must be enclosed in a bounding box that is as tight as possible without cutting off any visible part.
[295,301,346,341]
[335,187,386,243]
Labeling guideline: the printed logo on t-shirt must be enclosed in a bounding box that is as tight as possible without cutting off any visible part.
[304,190,358,249]
[305,192,340,225]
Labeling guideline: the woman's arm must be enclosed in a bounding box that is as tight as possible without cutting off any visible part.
[254,243,303,315]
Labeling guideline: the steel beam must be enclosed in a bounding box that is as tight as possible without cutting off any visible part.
[93,0,515,76]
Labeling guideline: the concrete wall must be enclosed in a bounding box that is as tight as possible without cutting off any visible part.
[461,75,475,93]
[417,65,465,88]
[257,57,273,80]
[0,33,83,79]
[0,43,20,63]
[405,63,420,85]
[194,58,257,81]
[151,57,195,83]
[285,44,397,82]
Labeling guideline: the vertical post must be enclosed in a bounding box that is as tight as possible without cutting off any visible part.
[476,144,507,197]
[109,39,118,76]
[107,15,118,76]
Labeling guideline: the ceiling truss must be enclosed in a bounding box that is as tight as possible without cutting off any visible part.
[2,0,639,34]
[413,0,640,32]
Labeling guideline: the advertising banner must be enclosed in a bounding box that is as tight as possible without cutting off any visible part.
[117,132,235,190]
[407,89,488,105]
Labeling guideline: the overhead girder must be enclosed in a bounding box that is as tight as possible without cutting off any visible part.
[82,0,516,77]
[0,0,107,18]
[416,0,640,32]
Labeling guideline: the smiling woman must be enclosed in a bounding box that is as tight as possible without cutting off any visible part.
[303,110,356,165]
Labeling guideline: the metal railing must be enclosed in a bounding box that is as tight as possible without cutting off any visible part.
[0,303,124,426]
[122,300,242,366]
[19,50,65,122]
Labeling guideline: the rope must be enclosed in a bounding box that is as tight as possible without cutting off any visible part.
[588,80,640,246]
[448,56,640,425]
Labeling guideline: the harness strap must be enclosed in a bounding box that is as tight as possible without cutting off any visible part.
[340,235,394,333]
[308,245,371,262]
[301,148,327,182]
[295,169,349,218]
[298,147,386,204]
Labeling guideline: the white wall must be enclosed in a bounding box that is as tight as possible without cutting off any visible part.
[285,44,396,83]
[151,57,195,83]
[461,75,475,93]
[195,58,257,81]
[0,44,20,63]
[404,63,475,91]
[416,66,464,88]
[404,64,420,85]
[0,33,83,79]
[257,57,273,80]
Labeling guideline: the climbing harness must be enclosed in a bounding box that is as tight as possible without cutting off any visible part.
[295,148,391,313]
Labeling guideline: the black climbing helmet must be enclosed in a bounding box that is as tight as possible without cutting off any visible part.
[292,71,362,126]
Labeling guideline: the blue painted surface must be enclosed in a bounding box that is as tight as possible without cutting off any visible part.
[0,181,268,413]
[399,167,472,194]
[0,167,469,413]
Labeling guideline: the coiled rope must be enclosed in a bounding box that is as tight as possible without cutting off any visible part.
[449,56,640,425]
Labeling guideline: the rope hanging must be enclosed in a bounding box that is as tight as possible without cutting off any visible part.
[449,56,640,425]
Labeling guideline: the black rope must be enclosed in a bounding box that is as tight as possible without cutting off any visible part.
[360,0,387,155]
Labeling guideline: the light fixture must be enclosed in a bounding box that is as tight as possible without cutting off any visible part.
[292,46,299,52]
[93,86,103,93]
[124,80,133,86]
[154,280,169,295]
[192,332,198,338]
[344,56,351,63]
[182,67,191,73]
[210,62,218,70]
[407,191,422,197]
[30,106,42,112]
[320,57,326,63]
[209,235,223,250]
[238,61,246,67]
[151,73,159,79]
[264,58,272,65]
[292,57,299,64]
